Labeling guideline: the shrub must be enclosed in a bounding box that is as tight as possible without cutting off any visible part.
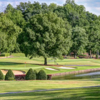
[37,70,47,80]
[5,53,10,57]
[0,70,4,80]
[25,68,36,80]
[96,54,99,59]
[76,56,79,59]
[0,53,5,57]
[5,69,15,80]
[34,70,38,79]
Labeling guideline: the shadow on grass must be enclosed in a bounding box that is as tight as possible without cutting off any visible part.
[0,87,100,100]
[0,62,23,66]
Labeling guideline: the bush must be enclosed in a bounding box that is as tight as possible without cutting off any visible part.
[76,56,79,59]
[0,70,4,80]
[25,68,36,80]
[0,53,5,57]
[78,54,86,57]
[5,69,15,80]
[34,70,38,79]
[96,54,99,59]
[37,70,47,80]
[5,53,10,57]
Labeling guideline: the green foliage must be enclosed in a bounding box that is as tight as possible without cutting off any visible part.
[0,0,100,61]
[78,54,86,57]
[0,70,4,80]
[86,25,100,54]
[76,56,79,59]
[37,70,47,80]
[71,27,88,58]
[20,12,72,65]
[25,68,36,80]
[5,4,26,28]
[5,53,10,57]
[0,53,5,57]
[0,13,22,53]
[34,70,38,79]
[5,69,15,80]
[96,54,98,59]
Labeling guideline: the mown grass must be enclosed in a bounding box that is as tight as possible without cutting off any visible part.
[0,53,100,74]
[0,53,100,99]
[0,79,100,93]
[0,87,100,100]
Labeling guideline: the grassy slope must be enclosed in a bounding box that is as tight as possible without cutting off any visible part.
[0,87,100,100]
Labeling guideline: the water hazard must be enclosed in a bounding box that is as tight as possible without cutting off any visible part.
[52,71,100,80]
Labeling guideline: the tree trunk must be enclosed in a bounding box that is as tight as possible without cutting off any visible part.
[10,52,12,56]
[90,50,92,58]
[44,57,47,65]
[96,50,99,59]
[74,52,77,59]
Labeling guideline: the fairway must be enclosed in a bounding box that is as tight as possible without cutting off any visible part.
[0,54,100,100]
[0,53,100,74]
[0,79,100,93]
[0,87,100,100]
[0,0,100,99]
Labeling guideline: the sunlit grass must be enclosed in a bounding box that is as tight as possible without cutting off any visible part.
[0,53,100,74]
[0,85,100,100]
[0,79,100,93]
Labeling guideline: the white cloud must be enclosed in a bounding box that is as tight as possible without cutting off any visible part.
[95,7,100,11]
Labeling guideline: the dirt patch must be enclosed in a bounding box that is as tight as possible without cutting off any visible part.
[1,70,25,75]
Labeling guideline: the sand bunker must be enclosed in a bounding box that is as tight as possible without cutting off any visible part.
[59,67,75,69]
[1,70,25,75]
[45,68,57,71]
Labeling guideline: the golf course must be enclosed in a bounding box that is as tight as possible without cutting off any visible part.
[0,0,100,99]
[0,53,100,100]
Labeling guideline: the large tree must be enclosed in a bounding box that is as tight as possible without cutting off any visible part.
[0,13,22,53]
[86,25,100,57]
[5,4,25,28]
[71,27,88,58]
[20,12,72,65]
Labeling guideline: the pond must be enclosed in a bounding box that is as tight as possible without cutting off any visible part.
[75,71,100,77]
[52,71,100,80]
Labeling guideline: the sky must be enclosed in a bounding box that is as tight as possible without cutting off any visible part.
[0,0,100,16]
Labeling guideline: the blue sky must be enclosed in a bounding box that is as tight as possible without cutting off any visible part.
[0,0,100,16]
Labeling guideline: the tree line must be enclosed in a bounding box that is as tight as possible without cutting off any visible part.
[0,0,100,65]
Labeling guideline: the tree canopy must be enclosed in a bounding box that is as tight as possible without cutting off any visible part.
[20,12,72,65]
[0,13,22,53]
[71,27,88,58]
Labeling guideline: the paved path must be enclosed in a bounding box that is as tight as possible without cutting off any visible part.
[0,85,100,95]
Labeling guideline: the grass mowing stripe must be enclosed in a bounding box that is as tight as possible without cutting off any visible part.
[0,87,100,100]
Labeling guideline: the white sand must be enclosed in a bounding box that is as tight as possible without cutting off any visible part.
[1,70,25,75]
[45,68,57,71]
[59,67,75,69]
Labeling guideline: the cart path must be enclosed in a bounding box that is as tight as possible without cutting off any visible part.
[0,85,100,95]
